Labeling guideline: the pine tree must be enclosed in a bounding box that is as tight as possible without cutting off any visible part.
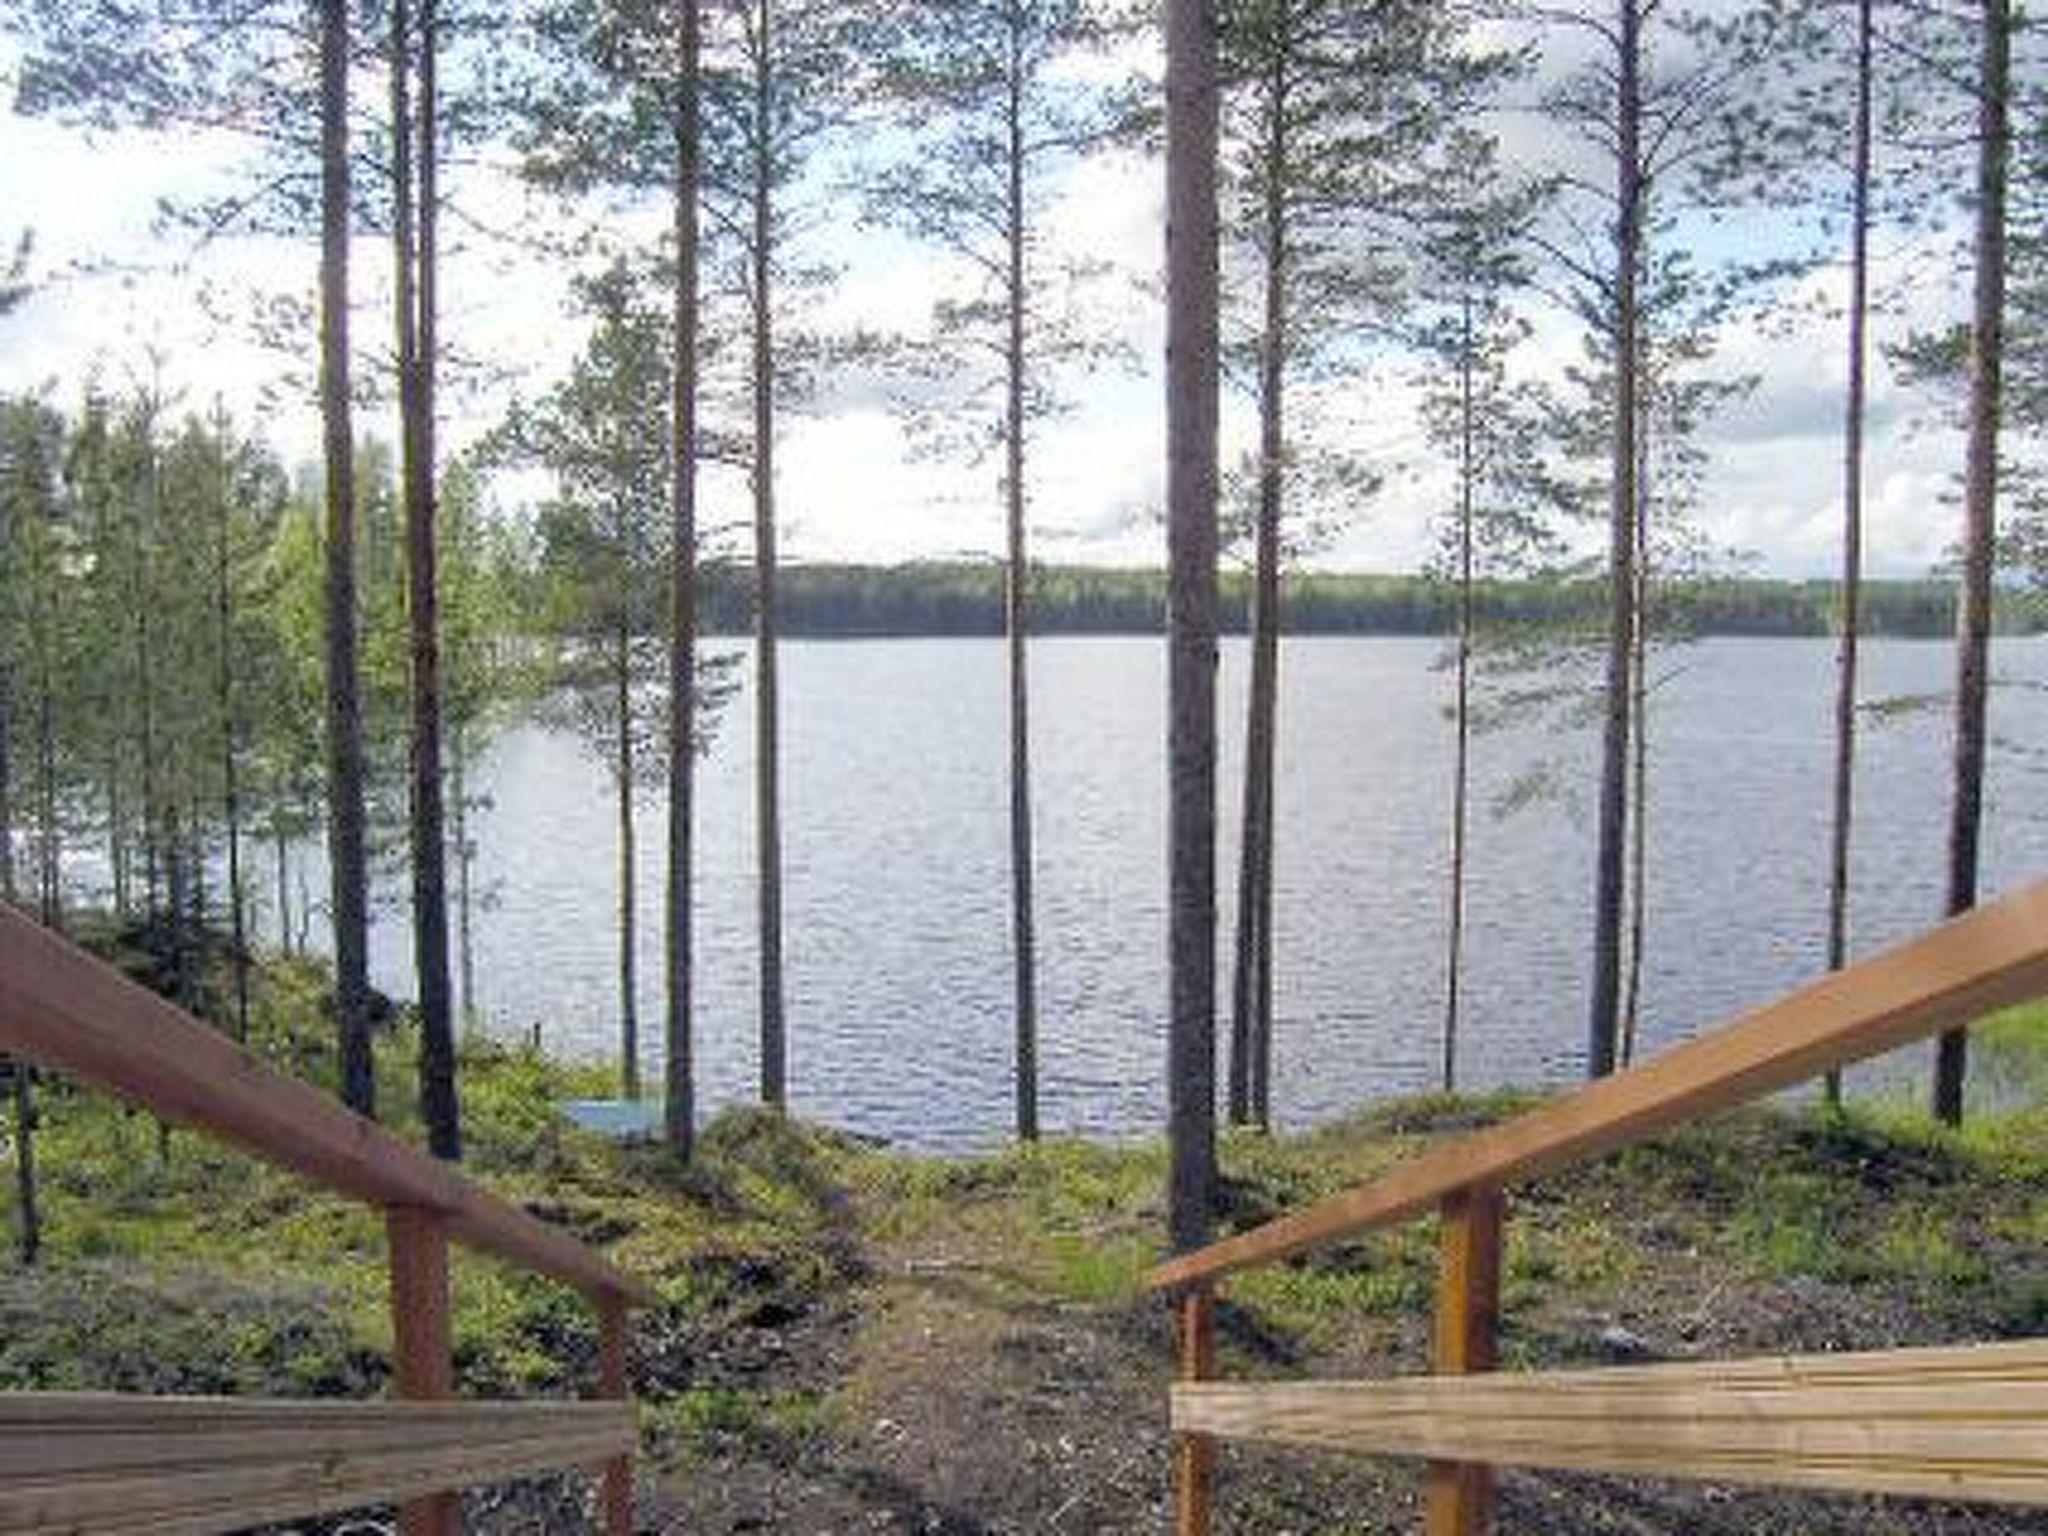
[521,0,717,1150]
[865,0,1135,1140]
[390,0,461,1160]
[520,270,675,1101]
[1538,0,1793,1078]
[700,0,851,1120]
[1935,0,2015,1127]
[319,0,374,1114]
[1166,0,1221,1255]
[1824,0,1875,1107]
[1413,143,1555,1092]
[1217,0,1513,1127]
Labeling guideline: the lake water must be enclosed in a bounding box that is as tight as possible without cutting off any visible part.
[326,635,2048,1151]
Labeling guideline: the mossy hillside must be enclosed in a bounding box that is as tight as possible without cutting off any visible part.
[3,943,2047,1527]
[0,937,872,1404]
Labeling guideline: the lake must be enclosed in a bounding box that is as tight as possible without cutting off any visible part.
[328,635,2048,1150]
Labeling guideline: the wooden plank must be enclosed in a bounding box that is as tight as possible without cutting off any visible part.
[598,1295,634,1536]
[390,1207,459,1536]
[1425,1189,1500,1536]
[0,1394,633,1535]
[1173,1338,2048,1509]
[0,907,650,1306]
[1148,876,2048,1291]
[1175,1288,1218,1536]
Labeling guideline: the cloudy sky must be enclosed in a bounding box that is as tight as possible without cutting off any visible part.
[0,20,1987,581]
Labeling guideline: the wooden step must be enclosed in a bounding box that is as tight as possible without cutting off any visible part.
[0,1393,635,1535]
[1173,1338,2048,1508]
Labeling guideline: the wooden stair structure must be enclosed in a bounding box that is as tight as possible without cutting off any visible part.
[0,906,653,1535]
[1149,875,2048,1534]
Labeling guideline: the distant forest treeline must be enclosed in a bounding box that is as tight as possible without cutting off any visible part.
[690,563,2047,639]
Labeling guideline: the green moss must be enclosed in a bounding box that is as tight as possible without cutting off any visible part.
[8,933,2048,1470]
[646,1385,837,1466]
[1037,1231,1153,1306]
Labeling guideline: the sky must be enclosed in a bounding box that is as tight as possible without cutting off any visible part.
[0,21,1993,582]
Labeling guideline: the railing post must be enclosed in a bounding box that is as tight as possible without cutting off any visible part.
[389,1205,460,1536]
[1175,1285,1217,1536]
[1426,1186,1501,1536]
[598,1294,634,1536]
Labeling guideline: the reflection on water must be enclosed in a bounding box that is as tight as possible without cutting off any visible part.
[314,635,2044,1150]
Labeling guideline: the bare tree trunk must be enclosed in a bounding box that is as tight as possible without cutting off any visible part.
[666,0,703,1150]
[1619,417,1651,1067]
[1443,292,1475,1094]
[1824,0,1873,1108]
[0,661,13,907]
[1586,0,1642,1082]
[1003,0,1040,1144]
[107,751,128,923]
[274,819,292,958]
[95,462,129,921]
[1227,719,1257,1123]
[1935,0,2010,1128]
[452,722,476,1024]
[395,0,460,1160]
[136,438,163,917]
[321,0,374,1117]
[618,618,640,1102]
[9,1063,34,1267]
[1232,36,1286,1132]
[1250,753,1274,1125]
[213,405,251,1041]
[750,0,788,1133]
[32,561,58,929]
[1166,0,1220,1255]
[169,802,196,1011]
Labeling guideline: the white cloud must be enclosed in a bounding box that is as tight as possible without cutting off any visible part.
[0,61,1997,583]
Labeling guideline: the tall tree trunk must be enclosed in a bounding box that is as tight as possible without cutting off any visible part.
[96,464,128,923]
[1232,34,1285,1131]
[1824,0,1873,1108]
[0,659,13,907]
[321,0,375,1117]
[1227,733,1256,1122]
[213,406,251,1041]
[1165,0,1220,1255]
[9,1063,34,1267]
[1250,747,1274,1124]
[1004,0,1040,1144]
[666,0,703,1151]
[0,630,24,1247]
[1586,0,1642,1082]
[1934,0,2011,1128]
[1620,415,1651,1066]
[1443,291,1475,1094]
[32,560,57,929]
[167,800,194,1010]
[275,819,293,960]
[751,0,787,1122]
[452,722,476,1023]
[396,0,461,1160]
[107,748,128,922]
[137,441,163,917]
[617,618,640,1101]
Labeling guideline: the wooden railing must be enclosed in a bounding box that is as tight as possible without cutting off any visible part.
[1149,876,2048,1534]
[0,906,654,1536]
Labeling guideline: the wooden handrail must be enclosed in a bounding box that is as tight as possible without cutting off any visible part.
[0,907,653,1534]
[0,907,651,1307]
[1149,875,2048,1293]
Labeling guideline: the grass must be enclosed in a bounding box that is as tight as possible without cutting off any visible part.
[5,934,2048,1516]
